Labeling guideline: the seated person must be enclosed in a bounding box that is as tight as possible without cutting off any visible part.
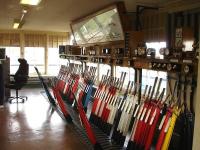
[10,58,29,85]
[6,58,29,103]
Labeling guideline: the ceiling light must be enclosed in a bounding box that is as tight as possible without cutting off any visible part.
[20,0,41,6]
[22,9,28,14]
[13,22,19,29]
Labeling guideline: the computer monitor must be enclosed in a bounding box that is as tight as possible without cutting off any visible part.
[0,48,6,60]
[59,45,66,54]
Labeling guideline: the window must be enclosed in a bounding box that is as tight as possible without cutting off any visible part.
[5,47,20,74]
[146,42,166,59]
[85,62,98,83]
[114,66,135,87]
[48,48,65,76]
[142,70,167,94]
[59,58,68,66]
[71,60,82,65]
[86,62,97,73]
[183,40,193,51]
[86,62,97,67]
[142,42,167,95]
[99,64,111,81]
[24,47,45,75]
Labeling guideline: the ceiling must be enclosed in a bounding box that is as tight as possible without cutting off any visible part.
[0,0,197,32]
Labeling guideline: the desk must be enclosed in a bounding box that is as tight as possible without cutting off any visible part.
[0,64,4,105]
[0,59,10,105]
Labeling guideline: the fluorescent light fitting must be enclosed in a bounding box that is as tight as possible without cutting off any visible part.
[13,22,20,29]
[20,0,41,5]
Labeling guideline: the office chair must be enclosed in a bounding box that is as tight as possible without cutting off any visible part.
[6,59,29,103]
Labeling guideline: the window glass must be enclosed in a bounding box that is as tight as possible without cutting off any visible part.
[5,47,20,74]
[146,42,166,59]
[143,42,167,95]
[71,60,82,65]
[114,66,135,87]
[24,47,45,75]
[85,62,98,83]
[48,48,66,76]
[59,58,68,66]
[99,64,111,81]
[86,62,97,72]
[183,41,193,51]
[86,62,97,67]
[142,70,167,92]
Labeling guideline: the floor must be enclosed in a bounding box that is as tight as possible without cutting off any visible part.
[0,88,88,150]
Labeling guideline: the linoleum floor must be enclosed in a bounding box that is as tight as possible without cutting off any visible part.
[0,88,88,150]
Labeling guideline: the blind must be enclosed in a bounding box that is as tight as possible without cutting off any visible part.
[0,33,20,46]
[0,31,70,48]
[24,34,46,47]
[48,35,69,48]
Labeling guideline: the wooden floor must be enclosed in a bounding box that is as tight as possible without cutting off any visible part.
[0,88,88,150]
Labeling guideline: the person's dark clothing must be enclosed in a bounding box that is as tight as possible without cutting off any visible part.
[14,59,29,83]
